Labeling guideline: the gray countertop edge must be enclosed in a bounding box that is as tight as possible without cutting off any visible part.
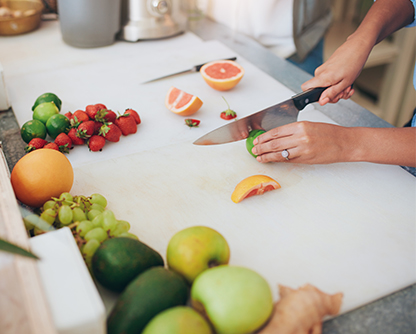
[189,17,416,334]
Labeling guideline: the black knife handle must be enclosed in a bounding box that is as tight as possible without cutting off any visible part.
[292,87,328,110]
[194,57,238,72]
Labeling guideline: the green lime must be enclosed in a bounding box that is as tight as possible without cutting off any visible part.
[46,114,70,139]
[33,102,59,124]
[20,120,47,144]
[32,92,62,111]
[246,129,266,158]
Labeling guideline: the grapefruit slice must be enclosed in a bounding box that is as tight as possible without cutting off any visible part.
[165,87,203,116]
[231,175,281,203]
[200,60,244,91]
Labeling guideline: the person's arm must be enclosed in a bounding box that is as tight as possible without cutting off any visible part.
[252,122,416,167]
[302,0,415,105]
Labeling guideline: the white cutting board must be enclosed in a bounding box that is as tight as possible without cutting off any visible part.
[1,22,415,316]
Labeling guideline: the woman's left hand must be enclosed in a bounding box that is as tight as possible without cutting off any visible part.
[252,121,351,164]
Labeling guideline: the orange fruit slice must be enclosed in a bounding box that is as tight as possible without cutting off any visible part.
[165,87,203,116]
[10,149,74,208]
[231,175,281,203]
[200,60,244,91]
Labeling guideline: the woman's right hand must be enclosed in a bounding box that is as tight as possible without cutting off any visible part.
[301,33,373,105]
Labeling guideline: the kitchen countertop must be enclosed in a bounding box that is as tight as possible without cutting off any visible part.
[0,17,414,334]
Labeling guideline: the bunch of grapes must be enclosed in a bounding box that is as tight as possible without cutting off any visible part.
[23,192,138,267]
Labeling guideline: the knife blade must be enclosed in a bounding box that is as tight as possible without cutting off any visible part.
[143,57,238,84]
[193,87,327,145]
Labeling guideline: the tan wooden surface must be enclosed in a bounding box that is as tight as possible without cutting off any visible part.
[0,143,56,334]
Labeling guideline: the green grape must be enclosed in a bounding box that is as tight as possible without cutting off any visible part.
[110,220,131,237]
[87,209,102,221]
[84,227,108,243]
[72,207,87,222]
[58,205,73,226]
[76,220,93,237]
[40,208,57,225]
[43,200,56,211]
[91,213,104,228]
[117,232,139,240]
[101,210,116,233]
[81,239,100,258]
[23,214,40,231]
[89,203,105,212]
[59,192,73,202]
[90,193,107,208]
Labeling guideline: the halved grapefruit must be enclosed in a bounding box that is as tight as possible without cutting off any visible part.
[200,60,244,91]
[165,87,203,116]
[231,175,281,203]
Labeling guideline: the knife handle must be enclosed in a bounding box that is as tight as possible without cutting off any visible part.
[292,87,328,110]
[194,57,238,72]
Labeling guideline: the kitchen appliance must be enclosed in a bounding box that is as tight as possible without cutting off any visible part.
[119,0,186,42]
[193,87,327,145]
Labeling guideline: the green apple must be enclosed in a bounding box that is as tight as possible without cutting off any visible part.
[166,226,230,284]
[142,306,213,334]
[191,265,273,334]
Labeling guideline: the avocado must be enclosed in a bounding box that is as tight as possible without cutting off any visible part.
[92,237,164,292]
[107,267,189,334]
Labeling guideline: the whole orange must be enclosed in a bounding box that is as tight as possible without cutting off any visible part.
[10,149,74,208]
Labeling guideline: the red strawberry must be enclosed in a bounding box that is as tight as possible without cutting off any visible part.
[65,111,73,120]
[124,109,141,125]
[86,103,107,120]
[114,114,137,136]
[77,120,95,139]
[95,109,117,123]
[185,119,200,127]
[43,142,59,151]
[55,133,72,153]
[73,110,90,123]
[99,123,122,142]
[93,121,103,135]
[88,135,106,152]
[68,128,85,145]
[25,138,48,153]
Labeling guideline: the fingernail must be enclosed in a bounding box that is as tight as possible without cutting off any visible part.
[252,147,257,155]
[253,138,258,145]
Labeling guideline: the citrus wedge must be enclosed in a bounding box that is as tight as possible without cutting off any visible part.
[231,175,281,203]
[165,87,203,116]
[200,60,244,91]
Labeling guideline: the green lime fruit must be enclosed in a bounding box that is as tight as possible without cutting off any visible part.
[32,92,62,111]
[46,114,70,139]
[246,129,266,158]
[33,102,59,124]
[20,120,47,144]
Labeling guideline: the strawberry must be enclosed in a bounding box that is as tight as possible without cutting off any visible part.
[86,103,107,120]
[73,110,90,123]
[77,120,95,139]
[220,97,237,120]
[99,123,122,142]
[88,135,106,152]
[95,109,117,123]
[55,133,72,153]
[43,142,59,151]
[68,128,85,145]
[65,111,73,120]
[114,114,137,136]
[25,138,48,153]
[93,121,103,135]
[124,109,141,125]
[185,119,200,128]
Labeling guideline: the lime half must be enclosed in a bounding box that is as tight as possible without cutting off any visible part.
[246,129,266,158]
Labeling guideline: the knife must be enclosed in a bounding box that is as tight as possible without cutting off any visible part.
[143,57,237,83]
[193,87,327,145]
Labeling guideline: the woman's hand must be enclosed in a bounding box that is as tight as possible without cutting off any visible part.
[252,121,352,164]
[301,33,373,105]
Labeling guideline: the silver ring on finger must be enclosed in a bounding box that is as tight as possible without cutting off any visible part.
[282,149,290,160]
